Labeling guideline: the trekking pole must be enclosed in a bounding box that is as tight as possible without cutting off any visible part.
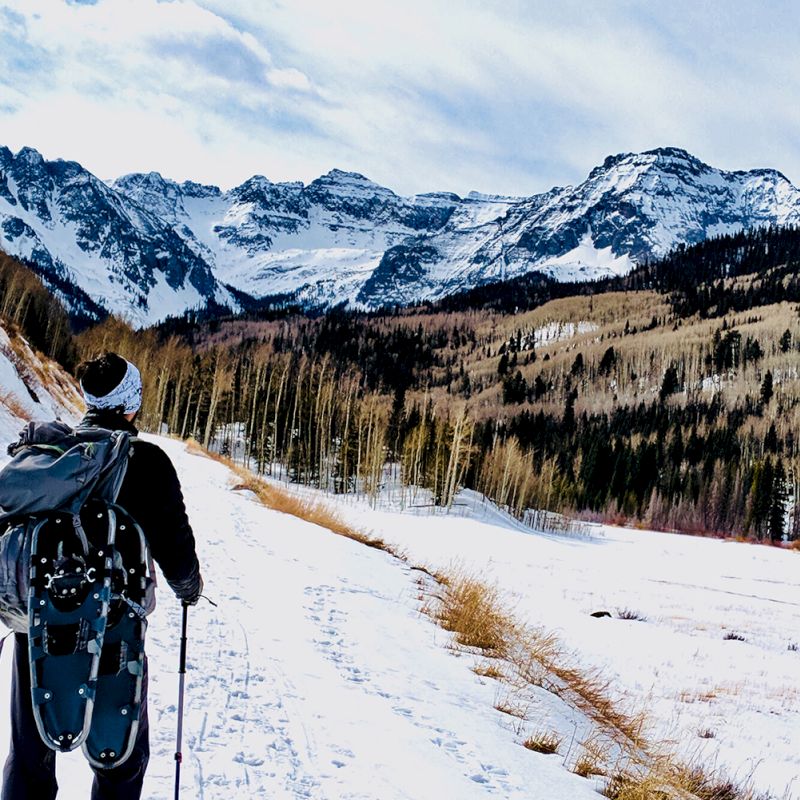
[174,603,189,800]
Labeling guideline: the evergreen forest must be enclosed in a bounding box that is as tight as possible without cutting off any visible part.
[4,225,800,543]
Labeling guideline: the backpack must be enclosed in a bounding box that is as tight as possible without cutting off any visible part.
[0,420,155,763]
[0,421,132,632]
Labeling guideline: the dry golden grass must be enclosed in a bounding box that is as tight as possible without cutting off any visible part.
[493,697,528,720]
[422,570,646,750]
[425,572,514,654]
[601,752,773,800]
[568,731,613,778]
[548,663,647,747]
[522,730,562,755]
[472,661,504,680]
[232,472,403,556]
[603,772,674,800]
[610,760,766,800]
[0,389,31,421]
[420,569,765,799]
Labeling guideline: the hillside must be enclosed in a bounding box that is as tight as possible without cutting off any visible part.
[0,234,796,799]
[0,318,83,437]
[116,223,800,540]
[0,437,614,800]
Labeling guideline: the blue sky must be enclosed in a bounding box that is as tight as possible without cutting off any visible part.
[0,0,798,196]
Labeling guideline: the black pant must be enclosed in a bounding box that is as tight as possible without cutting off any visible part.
[2,633,150,800]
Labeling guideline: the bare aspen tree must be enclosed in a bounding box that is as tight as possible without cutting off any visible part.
[203,352,232,449]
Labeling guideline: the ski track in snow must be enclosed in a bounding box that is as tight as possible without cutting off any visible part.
[0,436,600,800]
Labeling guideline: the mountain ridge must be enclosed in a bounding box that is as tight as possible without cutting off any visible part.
[2,144,800,325]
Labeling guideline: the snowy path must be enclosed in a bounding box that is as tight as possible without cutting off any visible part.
[0,437,600,799]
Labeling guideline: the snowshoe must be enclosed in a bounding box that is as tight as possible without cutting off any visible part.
[28,501,115,752]
[83,505,149,769]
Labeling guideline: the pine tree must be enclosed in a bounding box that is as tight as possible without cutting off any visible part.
[760,371,774,406]
[598,346,616,376]
[768,460,788,541]
[764,422,778,454]
[659,364,680,401]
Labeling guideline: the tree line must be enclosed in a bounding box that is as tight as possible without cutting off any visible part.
[3,220,800,543]
[74,305,799,542]
[0,252,75,367]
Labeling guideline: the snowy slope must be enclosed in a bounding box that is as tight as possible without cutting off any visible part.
[0,323,83,440]
[0,438,603,799]
[0,432,797,796]
[308,487,800,799]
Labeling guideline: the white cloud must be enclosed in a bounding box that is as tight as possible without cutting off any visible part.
[1,0,799,196]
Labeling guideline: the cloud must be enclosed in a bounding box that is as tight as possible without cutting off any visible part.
[0,0,799,196]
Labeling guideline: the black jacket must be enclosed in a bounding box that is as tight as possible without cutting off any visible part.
[81,409,202,602]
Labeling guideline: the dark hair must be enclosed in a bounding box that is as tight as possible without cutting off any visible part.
[76,352,128,398]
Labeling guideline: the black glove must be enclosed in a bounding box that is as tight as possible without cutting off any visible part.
[179,574,203,606]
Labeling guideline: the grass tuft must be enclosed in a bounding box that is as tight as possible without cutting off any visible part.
[522,730,562,755]
[473,661,504,680]
[0,389,31,421]
[426,572,514,655]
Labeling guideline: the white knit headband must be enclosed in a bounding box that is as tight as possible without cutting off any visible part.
[82,360,143,415]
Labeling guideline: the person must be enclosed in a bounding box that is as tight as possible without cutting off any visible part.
[2,351,203,800]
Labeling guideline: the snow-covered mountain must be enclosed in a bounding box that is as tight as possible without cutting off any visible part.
[0,147,235,326]
[3,145,800,323]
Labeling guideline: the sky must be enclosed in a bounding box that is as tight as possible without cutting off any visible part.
[0,0,799,197]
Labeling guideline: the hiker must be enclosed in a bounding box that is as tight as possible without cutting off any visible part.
[2,351,203,800]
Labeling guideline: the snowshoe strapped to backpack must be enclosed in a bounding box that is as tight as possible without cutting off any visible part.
[0,421,132,632]
[0,421,151,762]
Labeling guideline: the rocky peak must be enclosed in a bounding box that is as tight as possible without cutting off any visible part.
[179,180,221,198]
[308,169,396,198]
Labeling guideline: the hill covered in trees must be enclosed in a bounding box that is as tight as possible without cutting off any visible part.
[3,224,800,543]
[69,225,800,543]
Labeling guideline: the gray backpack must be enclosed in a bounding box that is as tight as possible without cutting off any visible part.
[0,421,132,631]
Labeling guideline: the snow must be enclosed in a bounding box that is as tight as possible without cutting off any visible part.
[141,271,207,326]
[531,319,599,346]
[0,438,603,799]
[0,342,797,798]
[306,487,800,799]
[536,230,635,280]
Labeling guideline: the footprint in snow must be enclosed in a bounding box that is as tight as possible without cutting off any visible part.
[234,751,266,767]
